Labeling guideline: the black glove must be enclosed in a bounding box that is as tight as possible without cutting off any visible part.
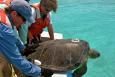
[20,48,35,56]
[21,43,39,56]
[41,67,54,77]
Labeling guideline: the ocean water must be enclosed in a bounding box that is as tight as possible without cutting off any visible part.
[31,0,115,77]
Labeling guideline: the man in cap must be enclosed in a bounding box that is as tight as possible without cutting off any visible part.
[0,0,41,77]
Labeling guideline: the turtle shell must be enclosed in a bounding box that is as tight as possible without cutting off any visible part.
[28,39,89,72]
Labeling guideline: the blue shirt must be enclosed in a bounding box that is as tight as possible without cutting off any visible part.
[0,23,41,77]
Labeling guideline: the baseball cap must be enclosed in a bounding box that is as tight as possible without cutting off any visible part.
[10,0,35,23]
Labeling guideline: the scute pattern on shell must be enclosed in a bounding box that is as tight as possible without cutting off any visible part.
[28,39,89,72]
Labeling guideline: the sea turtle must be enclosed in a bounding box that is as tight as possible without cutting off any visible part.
[16,39,100,77]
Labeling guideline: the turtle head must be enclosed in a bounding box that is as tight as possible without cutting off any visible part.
[88,49,100,59]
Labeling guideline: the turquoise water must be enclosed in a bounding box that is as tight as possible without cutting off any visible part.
[31,0,115,77]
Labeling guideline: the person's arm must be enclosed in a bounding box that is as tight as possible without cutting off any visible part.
[47,13,54,40]
[47,23,54,40]
[0,24,41,77]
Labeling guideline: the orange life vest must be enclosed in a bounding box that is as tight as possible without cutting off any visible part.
[0,0,11,6]
[28,3,50,37]
[0,0,11,25]
[0,8,11,26]
[0,9,7,24]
